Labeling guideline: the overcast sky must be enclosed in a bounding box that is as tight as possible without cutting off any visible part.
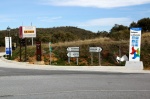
[0,0,150,32]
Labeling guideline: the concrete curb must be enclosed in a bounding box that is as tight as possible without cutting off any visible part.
[0,52,150,73]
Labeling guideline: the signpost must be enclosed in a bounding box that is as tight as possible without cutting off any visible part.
[36,41,41,61]
[19,26,36,62]
[67,52,79,58]
[89,47,102,52]
[89,47,102,66]
[67,47,79,65]
[5,37,12,56]
[125,27,143,70]
[129,28,141,61]
[20,26,36,38]
[49,42,52,65]
[67,47,79,52]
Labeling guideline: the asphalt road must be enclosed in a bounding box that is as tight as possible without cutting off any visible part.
[0,67,150,99]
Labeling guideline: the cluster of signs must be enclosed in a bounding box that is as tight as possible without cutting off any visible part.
[67,47,79,57]
[67,27,142,65]
[5,26,36,55]
[66,47,102,65]
[66,47,102,58]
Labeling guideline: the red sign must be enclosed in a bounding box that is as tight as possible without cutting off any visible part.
[19,26,23,38]
[36,41,41,61]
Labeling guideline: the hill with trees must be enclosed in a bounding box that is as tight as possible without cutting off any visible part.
[0,17,150,46]
[0,26,96,46]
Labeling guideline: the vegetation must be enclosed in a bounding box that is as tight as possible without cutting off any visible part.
[0,17,150,69]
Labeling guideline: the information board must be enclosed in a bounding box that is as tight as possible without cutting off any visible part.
[129,28,142,61]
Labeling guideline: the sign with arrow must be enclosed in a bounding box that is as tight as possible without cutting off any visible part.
[67,52,79,58]
[89,47,102,52]
[67,47,79,52]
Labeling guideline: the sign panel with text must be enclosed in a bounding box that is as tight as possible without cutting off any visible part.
[129,28,142,61]
[5,37,12,55]
[89,47,102,52]
[67,47,79,52]
[67,52,79,58]
[19,26,36,38]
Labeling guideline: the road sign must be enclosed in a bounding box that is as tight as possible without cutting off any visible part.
[129,28,141,61]
[49,42,52,52]
[89,47,102,52]
[67,52,79,57]
[19,26,36,38]
[67,47,79,52]
[5,37,12,55]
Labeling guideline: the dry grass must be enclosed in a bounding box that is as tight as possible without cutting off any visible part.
[0,47,5,52]
[50,37,128,47]
[142,32,150,37]
[141,32,150,44]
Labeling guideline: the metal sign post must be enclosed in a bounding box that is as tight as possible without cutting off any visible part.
[19,26,36,62]
[49,42,52,65]
[68,57,70,64]
[19,38,22,61]
[99,52,101,66]
[77,58,79,65]
[89,47,102,66]
[25,38,27,62]
[91,53,93,65]
[67,47,79,65]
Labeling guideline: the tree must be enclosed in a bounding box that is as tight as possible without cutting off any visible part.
[130,21,138,28]
[110,24,128,33]
[110,24,129,40]
[137,17,150,32]
[97,31,109,37]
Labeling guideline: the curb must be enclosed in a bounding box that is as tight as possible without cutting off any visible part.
[0,52,150,73]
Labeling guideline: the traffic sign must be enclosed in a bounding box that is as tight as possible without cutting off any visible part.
[67,47,79,52]
[89,47,102,52]
[5,37,12,55]
[49,42,52,52]
[67,52,79,57]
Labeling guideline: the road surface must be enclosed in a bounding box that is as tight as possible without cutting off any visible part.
[0,67,150,99]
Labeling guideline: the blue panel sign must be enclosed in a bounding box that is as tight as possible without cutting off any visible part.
[6,48,12,55]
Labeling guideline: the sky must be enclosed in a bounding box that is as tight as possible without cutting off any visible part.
[0,0,150,32]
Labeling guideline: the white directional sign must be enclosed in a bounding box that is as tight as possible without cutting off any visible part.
[67,52,79,57]
[5,37,12,55]
[67,47,79,52]
[89,47,102,52]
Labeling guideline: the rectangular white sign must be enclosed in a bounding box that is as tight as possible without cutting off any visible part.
[89,47,102,52]
[21,26,36,38]
[5,37,12,55]
[67,47,79,52]
[129,28,142,61]
[67,52,79,57]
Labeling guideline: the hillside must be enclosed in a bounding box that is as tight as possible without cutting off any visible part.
[0,26,96,46]
[1,27,150,69]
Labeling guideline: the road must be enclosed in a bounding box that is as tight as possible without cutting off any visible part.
[0,67,150,99]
